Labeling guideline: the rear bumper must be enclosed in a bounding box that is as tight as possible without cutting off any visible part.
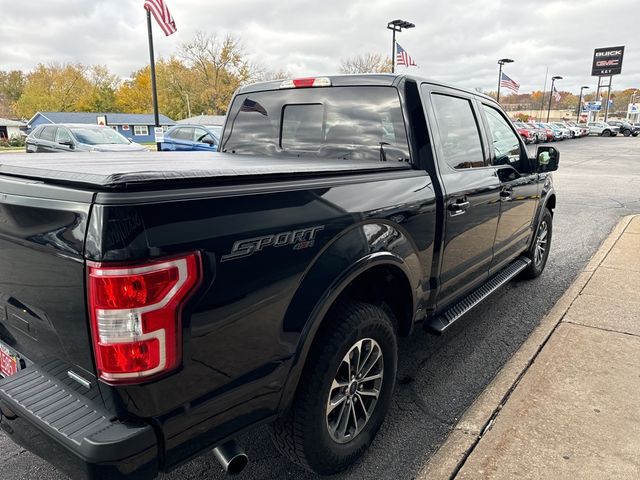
[0,366,158,480]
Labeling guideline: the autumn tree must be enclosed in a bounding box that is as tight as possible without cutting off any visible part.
[339,53,392,74]
[179,32,258,114]
[0,70,25,118]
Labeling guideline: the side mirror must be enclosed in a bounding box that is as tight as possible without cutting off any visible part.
[59,140,74,148]
[536,146,559,173]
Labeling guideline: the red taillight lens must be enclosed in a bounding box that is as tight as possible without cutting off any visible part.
[88,253,201,384]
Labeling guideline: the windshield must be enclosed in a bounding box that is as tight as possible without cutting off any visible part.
[70,127,130,145]
[222,86,410,163]
[206,126,223,139]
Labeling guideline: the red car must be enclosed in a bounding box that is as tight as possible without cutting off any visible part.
[514,122,537,144]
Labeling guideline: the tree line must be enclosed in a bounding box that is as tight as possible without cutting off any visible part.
[1,42,637,120]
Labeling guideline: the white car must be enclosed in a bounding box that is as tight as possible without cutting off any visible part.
[587,122,620,137]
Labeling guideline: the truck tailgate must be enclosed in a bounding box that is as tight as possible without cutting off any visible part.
[0,176,98,396]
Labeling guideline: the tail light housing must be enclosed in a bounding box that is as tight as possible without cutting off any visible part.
[87,252,202,384]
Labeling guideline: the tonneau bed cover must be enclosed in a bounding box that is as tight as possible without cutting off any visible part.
[0,152,411,190]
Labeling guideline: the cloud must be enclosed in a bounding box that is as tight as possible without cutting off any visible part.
[0,0,637,92]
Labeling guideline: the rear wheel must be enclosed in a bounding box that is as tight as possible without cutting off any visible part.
[623,129,631,137]
[522,208,553,279]
[270,301,398,475]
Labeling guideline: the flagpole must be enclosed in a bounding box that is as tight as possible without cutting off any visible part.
[539,66,548,121]
[146,9,161,152]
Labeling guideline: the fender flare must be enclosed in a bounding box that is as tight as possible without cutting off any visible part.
[277,223,422,411]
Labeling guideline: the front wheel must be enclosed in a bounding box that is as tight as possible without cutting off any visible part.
[602,130,611,137]
[522,208,553,279]
[270,301,398,475]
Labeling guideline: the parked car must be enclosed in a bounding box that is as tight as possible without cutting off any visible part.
[557,122,582,138]
[606,120,640,137]
[26,124,148,153]
[587,121,620,137]
[550,122,572,139]
[0,74,558,480]
[514,122,537,144]
[565,121,589,137]
[530,122,552,142]
[161,124,220,151]
[536,122,563,141]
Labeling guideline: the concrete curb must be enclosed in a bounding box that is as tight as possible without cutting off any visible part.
[417,214,639,480]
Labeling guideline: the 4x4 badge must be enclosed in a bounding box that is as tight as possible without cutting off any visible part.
[221,225,324,262]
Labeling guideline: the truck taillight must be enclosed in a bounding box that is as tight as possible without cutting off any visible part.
[87,252,201,384]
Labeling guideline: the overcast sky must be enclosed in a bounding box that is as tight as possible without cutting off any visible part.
[1,0,638,94]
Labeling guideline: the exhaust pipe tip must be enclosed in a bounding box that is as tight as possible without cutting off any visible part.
[213,439,248,475]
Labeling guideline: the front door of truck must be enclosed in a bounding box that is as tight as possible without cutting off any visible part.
[479,103,539,273]
[424,87,501,308]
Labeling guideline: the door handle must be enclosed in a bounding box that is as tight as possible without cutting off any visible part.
[448,199,470,215]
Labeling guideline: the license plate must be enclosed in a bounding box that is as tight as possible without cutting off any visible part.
[0,342,19,378]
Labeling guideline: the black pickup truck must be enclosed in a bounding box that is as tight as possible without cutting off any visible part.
[0,74,558,479]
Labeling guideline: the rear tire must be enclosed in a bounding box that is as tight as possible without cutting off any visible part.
[522,208,553,279]
[270,301,398,475]
[623,129,631,137]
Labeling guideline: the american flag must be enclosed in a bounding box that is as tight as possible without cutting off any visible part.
[553,86,561,102]
[396,43,417,67]
[240,98,268,116]
[144,0,177,36]
[500,72,520,93]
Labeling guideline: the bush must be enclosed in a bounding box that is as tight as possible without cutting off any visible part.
[0,138,9,148]
[8,135,25,147]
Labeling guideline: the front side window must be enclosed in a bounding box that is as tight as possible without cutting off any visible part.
[222,86,410,163]
[56,128,73,144]
[430,93,485,170]
[482,105,524,169]
[134,125,149,136]
[194,128,211,143]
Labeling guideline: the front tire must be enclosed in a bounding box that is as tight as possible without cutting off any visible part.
[270,301,398,475]
[522,208,553,279]
[602,130,611,137]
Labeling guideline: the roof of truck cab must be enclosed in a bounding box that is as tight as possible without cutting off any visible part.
[236,73,495,102]
[0,152,411,190]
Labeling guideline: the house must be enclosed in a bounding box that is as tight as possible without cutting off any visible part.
[177,115,225,126]
[26,112,176,143]
[0,117,25,140]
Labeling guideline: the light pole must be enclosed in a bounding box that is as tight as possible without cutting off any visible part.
[576,86,589,123]
[387,19,415,73]
[496,58,514,103]
[546,75,562,122]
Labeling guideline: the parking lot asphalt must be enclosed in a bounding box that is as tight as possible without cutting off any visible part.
[2,136,640,480]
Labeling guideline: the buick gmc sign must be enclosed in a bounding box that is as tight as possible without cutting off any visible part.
[592,46,625,76]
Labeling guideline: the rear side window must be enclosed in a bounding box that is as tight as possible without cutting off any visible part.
[40,126,57,142]
[430,93,485,170]
[171,127,194,141]
[222,86,410,163]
